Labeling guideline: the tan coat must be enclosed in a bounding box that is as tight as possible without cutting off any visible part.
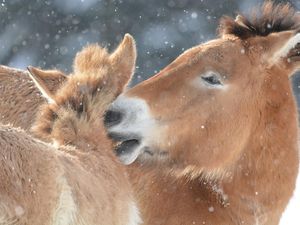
[0,125,134,225]
[0,34,140,225]
[0,65,67,130]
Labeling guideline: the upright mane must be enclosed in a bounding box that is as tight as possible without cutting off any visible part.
[31,34,136,146]
[31,45,113,143]
[219,1,300,39]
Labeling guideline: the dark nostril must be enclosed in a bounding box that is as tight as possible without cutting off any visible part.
[104,110,123,127]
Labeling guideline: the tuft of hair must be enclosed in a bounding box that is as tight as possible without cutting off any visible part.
[73,44,110,77]
[218,1,300,39]
[32,44,116,144]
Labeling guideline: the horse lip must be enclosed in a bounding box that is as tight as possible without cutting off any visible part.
[114,139,141,165]
[144,149,154,156]
[115,139,140,156]
[108,132,142,164]
[142,146,169,158]
[108,132,141,142]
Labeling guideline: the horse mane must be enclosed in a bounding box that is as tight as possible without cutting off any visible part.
[218,1,300,39]
[32,44,115,143]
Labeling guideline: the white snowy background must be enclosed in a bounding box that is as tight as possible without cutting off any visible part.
[280,170,300,225]
[0,0,299,224]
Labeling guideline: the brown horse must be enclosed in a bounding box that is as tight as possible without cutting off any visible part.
[0,35,141,225]
[0,65,66,130]
[105,2,300,225]
[0,2,299,225]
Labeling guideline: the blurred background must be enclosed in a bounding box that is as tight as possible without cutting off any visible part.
[0,0,300,99]
[0,0,299,223]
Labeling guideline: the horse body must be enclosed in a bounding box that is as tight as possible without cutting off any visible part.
[0,66,43,130]
[106,2,300,224]
[0,125,133,225]
[0,35,141,225]
[0,66,66,130]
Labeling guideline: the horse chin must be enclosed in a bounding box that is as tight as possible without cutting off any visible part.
[137,146,170,164]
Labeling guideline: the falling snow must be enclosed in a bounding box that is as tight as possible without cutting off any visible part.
[208,206,214,213]
[0,0,299,224]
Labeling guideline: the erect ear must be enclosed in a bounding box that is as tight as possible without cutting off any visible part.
[109,34,137,94]
[266,31,300,75]
[27,66,67,103]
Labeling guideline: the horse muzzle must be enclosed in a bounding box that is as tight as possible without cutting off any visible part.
[104,95,156,165]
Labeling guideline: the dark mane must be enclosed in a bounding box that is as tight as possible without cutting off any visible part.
[218,1,300,39]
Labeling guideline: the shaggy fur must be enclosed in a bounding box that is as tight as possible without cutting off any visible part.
[0,34,139,225]
[32,36,136,146]
[0,125,132,225]
[0,66,65,130]
[219,1,300,39]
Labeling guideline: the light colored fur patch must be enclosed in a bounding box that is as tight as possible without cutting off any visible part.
[27,71,56,104]
[273,33,300,62]
[107,96,160,165]
[0,203,18,225]
[52,175,77,225]
[127,201,142,225]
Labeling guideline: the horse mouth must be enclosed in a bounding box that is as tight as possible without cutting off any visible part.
[141,146,169,159]
[115,139,140,157]
[108,132,142,165]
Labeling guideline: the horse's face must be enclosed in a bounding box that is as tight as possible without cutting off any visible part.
[106,37,254,168]
[106,30,300,174]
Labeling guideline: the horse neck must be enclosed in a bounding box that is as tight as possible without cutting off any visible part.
[129,77,299,219]
[219,83,299,219]
[68,121,114,158]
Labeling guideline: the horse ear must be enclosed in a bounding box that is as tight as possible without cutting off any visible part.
[267,32,300,75]
[234,15,250,30]
[109,34,137,93]
[27,66,67,103]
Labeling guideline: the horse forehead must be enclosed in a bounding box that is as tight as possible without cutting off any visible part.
[193,38,239,55]
[181,40,241,68]
[154,38,244,78]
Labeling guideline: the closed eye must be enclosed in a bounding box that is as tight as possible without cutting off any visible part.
[201,72,223,86]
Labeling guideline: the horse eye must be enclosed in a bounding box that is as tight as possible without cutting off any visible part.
[201,74,222,86]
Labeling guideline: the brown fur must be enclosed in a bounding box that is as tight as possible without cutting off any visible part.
[107,3,300,225]
[1,3,299,225]
[32,36,136,145]
[219,1,300,39]
[0,125,131,225]
[0,66,66,130]
[0,34,139,225]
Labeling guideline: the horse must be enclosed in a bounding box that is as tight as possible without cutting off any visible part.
[0,2,299,224]
[0,34,141,225]
[105,2,300,224]
[0,65,66,130]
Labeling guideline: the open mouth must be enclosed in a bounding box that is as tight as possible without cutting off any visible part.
[115,139,140,157]
[108,132,142,165]
[108,132,168,164]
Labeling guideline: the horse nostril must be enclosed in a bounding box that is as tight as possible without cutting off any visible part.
[104,110,123,127]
